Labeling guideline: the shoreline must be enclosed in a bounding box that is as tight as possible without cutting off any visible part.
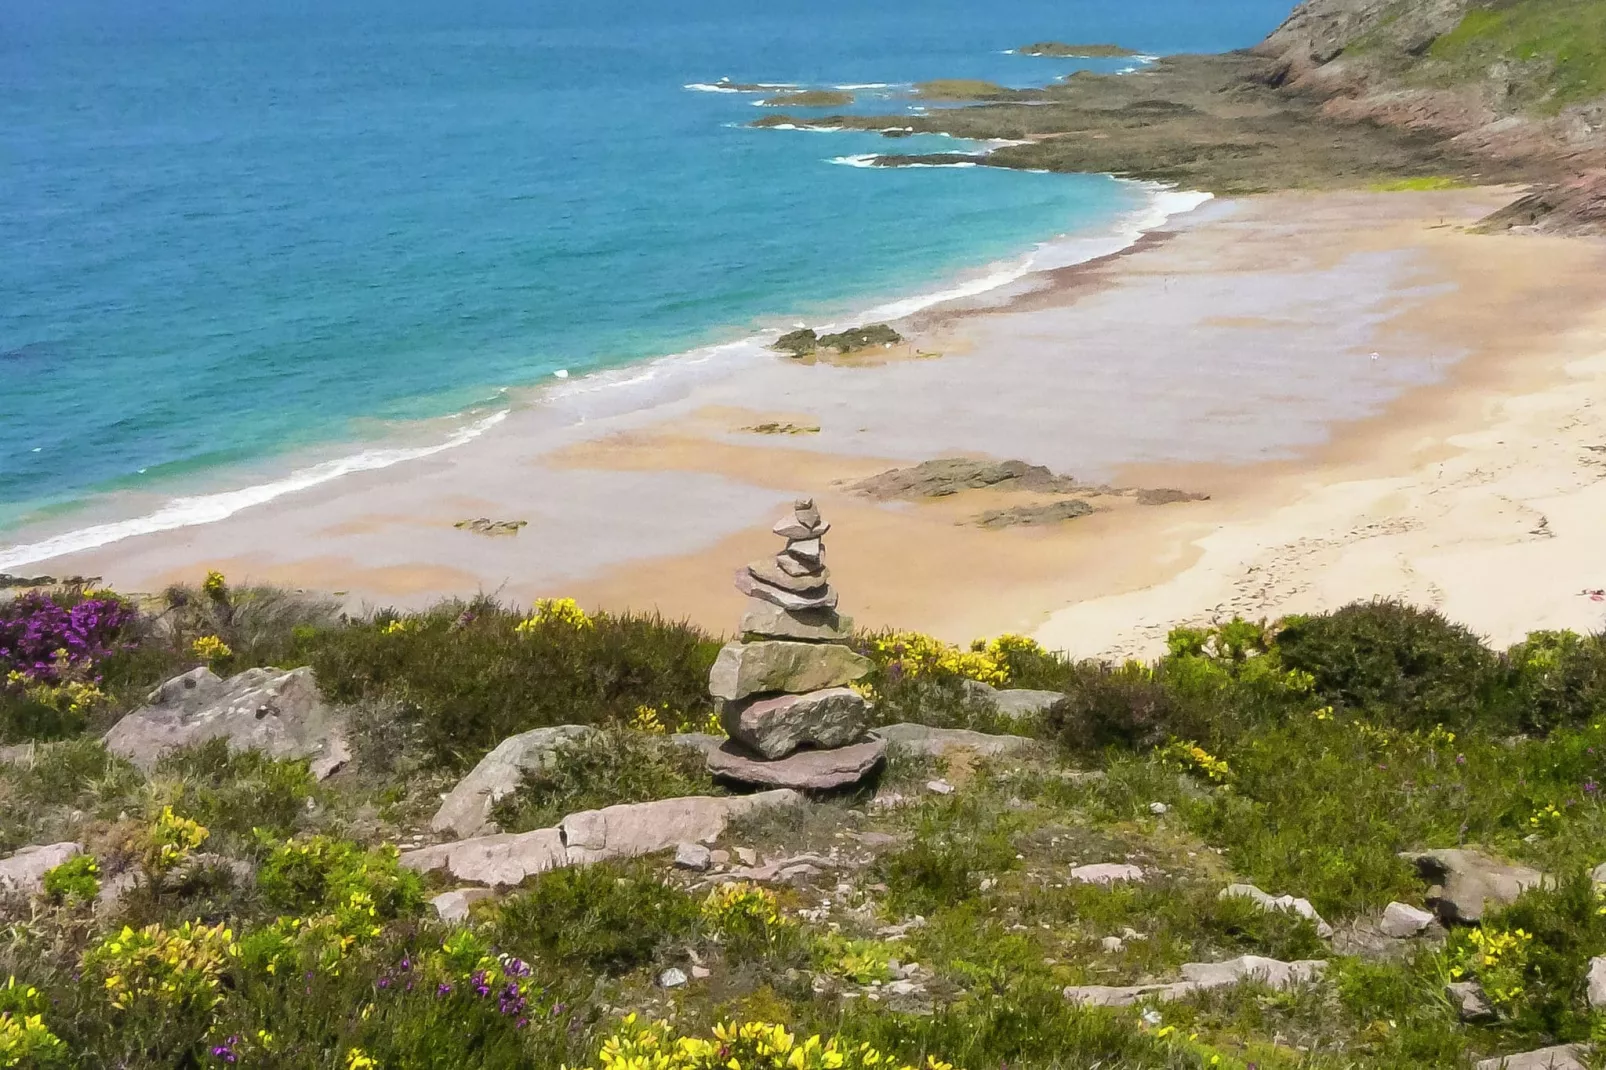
[10,187,1606,659]
[0,179,1199,575]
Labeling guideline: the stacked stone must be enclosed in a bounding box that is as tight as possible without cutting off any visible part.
[705,499,885,790]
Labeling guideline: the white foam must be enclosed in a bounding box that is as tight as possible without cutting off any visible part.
[759,123,846,133]
[835,82,895,90]
[684,82,741,94]
[685,81,798,94]
[829,154,881,168]
[0,411,508,571]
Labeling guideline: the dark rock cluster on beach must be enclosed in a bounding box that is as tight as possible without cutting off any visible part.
[706,498,883,790]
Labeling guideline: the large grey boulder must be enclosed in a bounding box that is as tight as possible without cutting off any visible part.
[1071,863,1145,884]
[707,738,885,790]
[401,790,801,886]
[104,666,349,779]
[430,725,597,839]
[1475,1046,1586,1070]
[739,600,853,642]
[873,723,1036,758]
[721,688,867,759]
[1402,849,1549,924]
[0,843,82,895]
[961,680,1064,719]
[1221,883,1334,939]
[708,641,871,702]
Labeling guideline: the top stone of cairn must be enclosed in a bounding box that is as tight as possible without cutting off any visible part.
[773,498,830,541]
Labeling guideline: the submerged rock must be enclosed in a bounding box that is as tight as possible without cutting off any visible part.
[104,666,349,779]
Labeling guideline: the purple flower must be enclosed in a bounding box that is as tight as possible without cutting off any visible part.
[1455,754,1466,766]
[0,592,134,683]
[437,982,453,997]
[1585,780,1599,795]
[210,1036,240,1064]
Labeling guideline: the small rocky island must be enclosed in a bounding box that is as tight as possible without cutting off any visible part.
[706,498,884,790]
[1016,42,1139,58]
[772,323,902,357]
[759,89,855,108]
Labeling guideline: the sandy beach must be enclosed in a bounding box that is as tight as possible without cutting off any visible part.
[14,186,1606,655]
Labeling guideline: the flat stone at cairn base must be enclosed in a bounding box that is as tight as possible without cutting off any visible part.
[739,599,853,642]
[707,737,886,790]
[721,686,868,759]
[708,640,871,702]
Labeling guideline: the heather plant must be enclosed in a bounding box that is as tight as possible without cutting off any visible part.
[490,727,719,832]
[308,596,720,766]
[491,863,698,971]
[0,589,135,683]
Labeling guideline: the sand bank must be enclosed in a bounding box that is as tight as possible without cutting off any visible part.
[19,188,1606,652]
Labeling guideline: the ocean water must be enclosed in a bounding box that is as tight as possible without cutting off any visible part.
[0,0,1293,557]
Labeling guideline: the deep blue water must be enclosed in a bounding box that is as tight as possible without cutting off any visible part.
[0,0,1293,542]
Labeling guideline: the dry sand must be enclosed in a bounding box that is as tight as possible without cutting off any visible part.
[20,187,1606,654]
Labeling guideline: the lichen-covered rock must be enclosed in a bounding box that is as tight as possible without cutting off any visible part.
[707,738,885,790]
[430,725,597,839]
[721,687,867,759]
[708,641,871,702]
[104,666,348,778]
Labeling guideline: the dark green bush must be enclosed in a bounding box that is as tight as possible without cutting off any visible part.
[490,728,718,832]
[1043,661,1220,755]
[1274,600,1501,730]
[310,597,720,766]
[490,864,697,972]
[1502,629,1606,735]
[257,835,423,920]
[157,739,316,838]
[0,694,82,743]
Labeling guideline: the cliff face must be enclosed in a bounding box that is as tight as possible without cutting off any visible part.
[1255,0,1605,164]
[1253,0,1606,231]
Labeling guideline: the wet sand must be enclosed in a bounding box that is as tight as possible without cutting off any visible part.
[21,188,1606,652]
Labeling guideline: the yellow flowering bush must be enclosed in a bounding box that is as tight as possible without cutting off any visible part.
[42,853,100,903]
[630,704,669,733]
[870,631,1006,687]
[702,882,792,951]
[191,635,233,662]
[515,597,594,634]
[571,1015,959,1070]
[144,806,209,875]
[380,618,418,636]
[1448,926,1533,1012]
[0,978,66,1068]
[202,570,229,599]
[1160,740,1231,783]
[5,666,107,717]
[1528,803,1563,832]
[83,920,238,1013]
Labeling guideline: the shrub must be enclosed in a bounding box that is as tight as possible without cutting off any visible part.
[1044,661,1220,755]
[157,739,316,838]
[41,854,100,904]
[1503,629,1606,734]
[0,978,67,1068]
[490,728,717,832]
[703,881,796,958]
[569,1015,958,1070]
[257,836,422,921]
[1273,600,1501,730]
[309,597,720,766]
[491,865,697,972]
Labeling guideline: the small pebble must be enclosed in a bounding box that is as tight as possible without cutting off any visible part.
[926,779,955,795]
[658,968,688,989]
[1149,802,1169,815]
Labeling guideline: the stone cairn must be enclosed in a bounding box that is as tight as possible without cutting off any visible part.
[705,499,885,790]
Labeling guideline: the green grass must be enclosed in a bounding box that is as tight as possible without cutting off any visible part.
[1368,176,1471,191]
[1428,0,1606,112]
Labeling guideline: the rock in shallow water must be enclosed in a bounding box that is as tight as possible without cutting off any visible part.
[707,738,886,790]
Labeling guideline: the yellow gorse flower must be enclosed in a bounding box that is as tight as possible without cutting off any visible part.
[83,920,237,1013]
[570,1016,958,1070]
[191,635,232,662]
[515,597,594,633]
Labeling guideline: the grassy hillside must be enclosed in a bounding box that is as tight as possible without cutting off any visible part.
[1426,0,1606,111]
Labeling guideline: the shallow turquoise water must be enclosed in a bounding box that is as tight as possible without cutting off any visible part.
[0,0,1293,539]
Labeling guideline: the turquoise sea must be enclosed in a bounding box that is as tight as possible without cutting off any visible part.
[0,0,1293,563]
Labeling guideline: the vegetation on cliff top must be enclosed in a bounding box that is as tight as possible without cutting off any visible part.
[1426,0,1606,111]
[5,578,1606,1066]
[1016,42,1139,58]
